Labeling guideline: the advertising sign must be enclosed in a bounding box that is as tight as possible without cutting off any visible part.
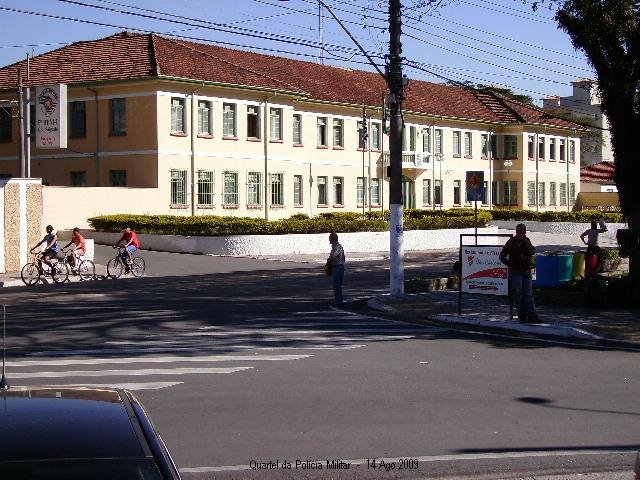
[461,245,508,295]
[466,170,484,202]
[35,84,67,149]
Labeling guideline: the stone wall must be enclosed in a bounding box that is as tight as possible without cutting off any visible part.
[1,179,43,273]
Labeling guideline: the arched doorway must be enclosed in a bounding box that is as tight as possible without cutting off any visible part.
[402,175,415,209]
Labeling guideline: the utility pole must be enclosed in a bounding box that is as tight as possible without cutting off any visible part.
[18,68,25,178]
[387,0,405,296]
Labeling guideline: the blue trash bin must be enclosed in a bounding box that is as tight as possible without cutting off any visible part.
[534,254,573,287]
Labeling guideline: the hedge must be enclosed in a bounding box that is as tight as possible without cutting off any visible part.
[489,209,625,223]
[87,209,490,236]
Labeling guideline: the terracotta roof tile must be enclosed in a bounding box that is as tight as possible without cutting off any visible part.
[0,32,584,130]
[581,161,616,183]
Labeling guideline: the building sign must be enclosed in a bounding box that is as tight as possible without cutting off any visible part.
[35,84,67,149]
[461,245,508,295]
[466,170,484,202]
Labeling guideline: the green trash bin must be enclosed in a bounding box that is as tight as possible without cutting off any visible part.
[572,252,585,280]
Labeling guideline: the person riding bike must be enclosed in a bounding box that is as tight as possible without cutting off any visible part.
[30,224,59,272]
[113,227,140,270]
[61,227,86,274]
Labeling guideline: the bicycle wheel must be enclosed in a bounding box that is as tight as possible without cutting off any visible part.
[107,257,124,279]
[78,259,95,280]
[52,262,69,283]
[130,257,146,277]
[21,262,41,285]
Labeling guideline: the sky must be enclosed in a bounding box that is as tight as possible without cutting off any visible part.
[0,0,594,105]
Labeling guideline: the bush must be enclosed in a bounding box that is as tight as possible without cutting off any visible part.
[490,209,624,223]
[88,208,488,236]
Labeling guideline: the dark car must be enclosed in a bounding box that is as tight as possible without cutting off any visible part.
[0,386,181,480]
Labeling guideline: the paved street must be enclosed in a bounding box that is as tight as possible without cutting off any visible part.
[0,249,638,479]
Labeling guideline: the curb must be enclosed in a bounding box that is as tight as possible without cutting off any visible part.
[367,297,604,341]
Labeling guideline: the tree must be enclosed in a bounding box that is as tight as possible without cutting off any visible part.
[532,1,640,280]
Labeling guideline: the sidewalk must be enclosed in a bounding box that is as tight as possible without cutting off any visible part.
[366,290,640,345]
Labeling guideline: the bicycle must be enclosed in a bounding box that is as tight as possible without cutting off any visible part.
[21,252,69,285]
[60,248,96,281]
[107,246,145,279]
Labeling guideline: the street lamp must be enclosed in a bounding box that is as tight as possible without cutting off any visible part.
[435,152,444,210]
[503,159,513,209]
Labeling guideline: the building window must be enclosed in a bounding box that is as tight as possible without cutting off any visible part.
[333,177,344,205]
[559,139,566,162]
[464,132,472,157]
[0,107,11,142]
[171,97,185,133]
[504,135,517,158]
[371,122,381,150]
[492,180,499,205]
[269,108,283,141]
[109,98,126,135]
[198,100,212,136]
[481,134,489,158]
[317,117,328,147]
[560,182,567,206]
[357,177,365,205]
[197,170,214,205]
[435,129,443,154]
[538,137,546,160]
[453,131,461,156]
[422,128,431,153]
[527,135,535,159]
[70,171,86,187]
[527,181,536,206]
[538,182,546,205]
[30,103,35,140]
[270,173,284,206]
[453,180,461,205]
[247,171,262,206]
[223,171,239,206]
[549,182,557,205]
[357,120,367,149]
[293,175,303,206]
[170,169,187,206]
[569,182,576,204]
[332,118,344,148]
[569,140,576,163]
[317,176,328,204]
[109,169,126,187]
[223,103,237,137]
[70,101,86,137]
[490,134,498,159]
[371,178,380,205]
[482,181,489,204]
[409,126,417,152]
[504,181,517,206]
[293,114,302,145]
[434,179,443,205]
[247,105,260,139]
[422,178,431,205]
[549,138,556,161]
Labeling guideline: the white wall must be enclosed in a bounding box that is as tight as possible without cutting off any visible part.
[43,186,164,230]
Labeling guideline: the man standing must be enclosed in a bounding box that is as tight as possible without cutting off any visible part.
[499,223,538,323]
[327,232,345,307]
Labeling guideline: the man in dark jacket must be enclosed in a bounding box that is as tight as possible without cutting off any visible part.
[499,223,538,323]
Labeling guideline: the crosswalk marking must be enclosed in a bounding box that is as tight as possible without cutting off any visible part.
[10,366,253,378]
[45,382,183,391]
[9,354,312,367]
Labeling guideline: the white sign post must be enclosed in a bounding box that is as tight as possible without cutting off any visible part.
[461,245,508,295]
[458,233,513,318]
[35,84,67,149]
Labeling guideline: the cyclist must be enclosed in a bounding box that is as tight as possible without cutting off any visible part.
[30,224,59,272]
[113,227,140,270]
[61,227,86,274]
